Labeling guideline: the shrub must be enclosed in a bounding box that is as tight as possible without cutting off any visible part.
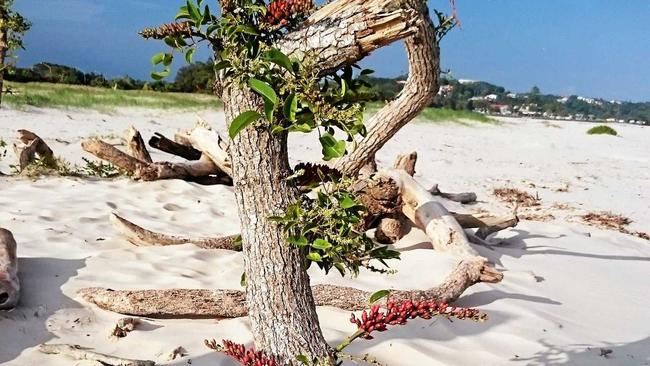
[587,125,617,136]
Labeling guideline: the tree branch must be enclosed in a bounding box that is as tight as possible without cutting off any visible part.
[78,258,501,319]
[0,228,19,309]
[38,344,155,366]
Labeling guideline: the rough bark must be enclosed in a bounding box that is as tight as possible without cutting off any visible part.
[110,213,240,250]
[0,228,19,309]
[0,17,6,107]
[38,344,155,366]
[334,0,440,175]
[78,258,502,319]
[81,139,229,183]
[375,217,406,244]
[148,132,202,161]
[223,84,331,362]
[124,126,152,163]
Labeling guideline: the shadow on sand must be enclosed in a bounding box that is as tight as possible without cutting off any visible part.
[0,257,86,364]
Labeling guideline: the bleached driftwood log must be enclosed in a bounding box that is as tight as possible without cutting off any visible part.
[382,170,478,256]
[78,258,501,319]
[0,228,19,309]
[81,139,229,183]
[453,212,519,239]
[180,123,232,177]
[148,132,201,161]
[12,129,54,171]
[111,213,240,250]
[38,344,155,366]
[125,126,152,163]
[393,152,418,176]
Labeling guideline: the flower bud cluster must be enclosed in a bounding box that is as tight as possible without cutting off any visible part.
[139,22,191,40]
[349,300,487,339]
[205,339,277,366]
[264,0,314,27]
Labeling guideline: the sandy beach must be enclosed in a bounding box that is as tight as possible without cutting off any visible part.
[1,106,649,366]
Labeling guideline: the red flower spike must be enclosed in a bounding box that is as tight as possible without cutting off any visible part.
[349,299,487,340]
[206,339,278,366]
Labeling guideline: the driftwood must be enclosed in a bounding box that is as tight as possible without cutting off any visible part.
[12,129,54,171]
[125,126,152,164]
[111,213,241,250]
[393,152,418,176]
[430,184,478,204]
[148,132,201,161]
[453,212,519,239]
[78,258,501,319]
[0,228,19,309]
[38,344,155,366]
[82,139,229,183]
[375,217,406,244]
[180,123,232,177]
[383,170,478,256]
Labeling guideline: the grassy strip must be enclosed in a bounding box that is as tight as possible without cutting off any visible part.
[4,82,221,110]
[365,102,496,124]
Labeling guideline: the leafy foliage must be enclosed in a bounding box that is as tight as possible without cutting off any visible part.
[271,173,399,276]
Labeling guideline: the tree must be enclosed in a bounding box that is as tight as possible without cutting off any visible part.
[79,1,505,365]
[0,0,30,106]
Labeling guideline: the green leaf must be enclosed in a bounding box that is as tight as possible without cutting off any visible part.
[213,60,231,72]
[235,25,259,36]
[264,49,293,72]
[248,78,278,105]
[319,133,346,161]
[283,94,298,122]
[369,290,390,304]
[229,111,261,138]
[175,6,191,20]
[339,194,357,209]
[151,53,165,66]
[185,48,196,63]
[264,99,275,123]
[295,355,310,365]
[186,0,202,24]
[288,123,312,133]
[162,53,173,67]
[240,272,247,287]
[312,239,332,250]
[306,252,322,262]
[340,79,347,97]
[361,69,375,76]
[151,68,170,80]
[288,235,308,247]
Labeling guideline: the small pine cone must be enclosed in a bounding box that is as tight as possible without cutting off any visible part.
[288,0,314,14]
[139,21,191,40]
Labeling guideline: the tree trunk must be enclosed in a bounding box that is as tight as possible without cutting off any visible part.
[0,20,7,107]
[222,84,332,363]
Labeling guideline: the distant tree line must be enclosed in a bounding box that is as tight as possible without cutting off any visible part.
[6,61,649,123]
[5,61,216,93]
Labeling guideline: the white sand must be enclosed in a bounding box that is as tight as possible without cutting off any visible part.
[1,106,649,365]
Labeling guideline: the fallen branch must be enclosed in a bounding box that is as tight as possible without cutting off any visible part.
[0,228,19,309]
[382,170,478,256]
[181,122,232,177]
[125,126,152,163]
[452,212,519,239]
[111,213,241,250]
[148,132,201,161]
[79,258,501,319]
[38,344,155,366]
[82,139,228,183]
[429,184,477,204]
[393,152,418,176]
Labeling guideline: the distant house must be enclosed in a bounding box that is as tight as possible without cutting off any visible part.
[458,79,478,85]
[557,96,569,104]
[490,103,511,115]
[437,84,454,96]
[484,94,498,101]
[506,93,518,99]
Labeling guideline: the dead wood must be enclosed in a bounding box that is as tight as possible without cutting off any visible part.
[82,139,228,183]
[493,187,540,207]
[452,212,519,239]
[382,170,478,256]
[393,152,418,176]
[180,122,232,177]
[375,217,406,244]
[124,126,152,163]
[430,184,478,204]
[78,258,501,319]
[111,213,241,250]
[148,132,201,161]
[0,228,19,309]
[12,129,55,171]
[111,317,140,338]
[38,344,155,366]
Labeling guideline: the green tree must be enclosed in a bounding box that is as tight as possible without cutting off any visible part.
[0,0,30,106]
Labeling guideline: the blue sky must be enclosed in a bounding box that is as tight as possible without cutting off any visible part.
[12,0,650,102]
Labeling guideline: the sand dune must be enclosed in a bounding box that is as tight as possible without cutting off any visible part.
[1,106,649,365]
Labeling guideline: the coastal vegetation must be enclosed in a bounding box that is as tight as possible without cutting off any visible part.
[587,125,618,136]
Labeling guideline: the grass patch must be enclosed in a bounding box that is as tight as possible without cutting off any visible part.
[365,102,496,125]
[4,82,222,111]
[587,125,618,136]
